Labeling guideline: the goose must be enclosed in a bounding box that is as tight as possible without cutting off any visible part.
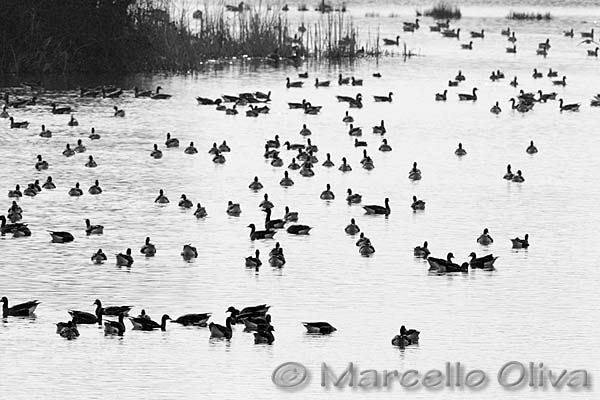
[61,144,76,158]
[181,244,198,260]
[564,28,574,37]
[298,71,309,79]
[140,237,156,256]
[336,93,360,103]
[248,223,276,240]
[39,177,55,191]
[113,106,125,117]
[299,124,312,136]
[286,224,312,235]
[85,219,103,235]
[503,164,514,180]
[67,182,83,196]
[279,171,294,187]
[165,132,179,147]
[373,92,393,102]
[395,325,420,346]
[88,180,102,195]
[245,249,262,268]
[266,135,280,149]
[346,124,362,136]
[344,218,360,235]
[448,80,459,87]
[85,155,97,168]
[355,233,370,247]
[1,297,40,317]
[430,25,441,32]
[427,252,468,273]
[288,99,307,109]
[0,105,8,118]
[442,28,460,38]
[512,170,525,182]
[372,72,382,78]
[461,41,473,50]
[489,71,499,81]
[269,243,282,259]
[104,313,126,336]
[322,153,335,167]
[94,299,132,316]
[468,252,498,270]
[130,314,171,331]
[458,88,478,101]
[288,158,301,170]
[194,203,208,218]
[209,317,233,339]
[154,189,169,204]
[414,241,430,258]
[411,195,425,210]
[372,120,386,134]
[509,76,518,87]
[346,188,362,204]
[51,103,72,114]
[264,144,279,158]
[353,138,367,148]
[283,141,304,151]
[363,198,390,215]
[134,86,152,97]
[23,184,37,197]
[172,313,212,326]
[68,305,101,325]
[351,77,363,86]
[547,68,558,78]
[526,141,538,154]
[408,162,422,180]
[455,70,466,81]
[342,111,354,123]
[150,86,172,100]
[588,47,599,57]
[379,138,392,152]
[264,208,285,230]
[218,141,231,152]
[249,176,263,190]
[151,144,163,159]
[8,185,22,198]
[320,184,335,200]
[339,157,352,172]
[553,76,567,86]
[477,228,493,245]
[470,29,484,38]
[115,248,134,266]
[286,77,303,88]
[348,96,363,108]
[49,231,74,243]
[435,90,447,101]
[38,124,52,138]
[227,201,241,216]
[57,320,80,340]
[507,32,517,43]
[338,74,351,85]
[74,139,86,153]
[302,322,336,334]
[359,240,376,256]
[259,194,274,210]
[580,28,594,38]
[455,143,467,156]
[184,142,198,154]
[179,194,193,209]
[362,156,374,170]
[511,234,529,248]
[591,98,600,107]
[246,106,259,117]
[102,87,123,98]
[506,45,517,53]
[213,152,226,164]
[383,35,400,46]
[315,78,331,87]
[509,98,533,113]
[283,206,298,222]
[91,249,107,264]
[538,38,551,50]
[559,99,580,112]
[35,155,48,170]
[254,326,275,344]
[32,180,42,193]
[519,90,536,102]
[501,27,511,36]
[89,127,100,140]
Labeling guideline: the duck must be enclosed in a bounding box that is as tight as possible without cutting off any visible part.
[151,144,163,159]
[526,141,538,154]
[181,244,198,260]
[150,86,172,100]
[346,188,362,204]
[1,297,40,317]
[67,115,78,126]
[461,41,473,50]
[172,313,212,326]
[283,206,298,222]
[8,184,22,198]
[154,189,169,204]
[49,231,74,243]
[315,78,331,87]
[286,224,312,235]
[179,194,193,209]
[131,314,171,331]
[553,76,567,86]
[299,124,312,136]
[280,171,294,187]
[104,313,126,336]
[91,249,108,264]
[477,228,494,245]
[373,92,393,102]
[85,219,103,235]
[42,176,55,190]
[342,111,354,123]
[165,132,179,147]
[88,180,102,195]
[363,198,391,215]
[209,317,233,339]
[89,127,100,140]
[227,201,241,216]
[286,77,303,88]
[559,98,580,112]
[184,142,198,154]
[411,195,425,210]
[116,248,134,266]
[302,322,336,334]
[435,90,447,101]
[378,138,392,152]
[458,87,478,101]
[468,252,498,270]
[511,234,529,249]
[408,162,422,180]
[455,70,465,81]
[339,157,352,172]
[344,218,360,235]
[512,170,525,182]
[35,155,49,170]
[455,143,467,156]
[68,182,83,196]
[193,203,208,218]
[503,164,514,180]
[140,237,156,256]
[248,223,276,240]
[245,250,262,268]
[85,155,97,168]
[414,241,430,258]
[490,101,502,114]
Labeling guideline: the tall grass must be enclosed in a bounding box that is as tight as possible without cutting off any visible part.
[507,11,552,21]
[423,2,462,19]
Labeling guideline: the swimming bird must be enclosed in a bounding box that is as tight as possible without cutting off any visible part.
[248,223,276,240]
[559,99,580,112]
[165,132,179,147]
[227,201,241,216]
[315,78,331,87]
[85,219,103,235]
[448,80,459,87]
[461,41,473,50]
[116,248,134,266]
[342,111,354,123]
[0,105,8,118]
[455,143,467,156]
[286,224,312,235]
[283,206,298,222]
[379,138,392,152]
[511,234,529,248]
[151,144,163,159]
[254,325,275,344]
[259,193,274,210]
[512,170,525,182]
[507,32,517,43]
[338,74,351,85]
[140,237,156,256]
[172,313,212,327]
[1,297,40,317]
[299,124,311,136]
[411,195,425,210]
[94,299,132,317]
[85,155,97,168]
[35,155,48,170]
[39,124,51,138]
[563,28,574,37]
[320,184,335,200]
[509,76,518,87]
[9,117,29,128]
[501,27,510,36]
[179,194,193,209]
[580,28,594,39]
[526,141,538,154]
[346,188,362,204]
[427,252,468,273]
[89,127,100,140]
[264,208,285,230]
[373,92,393,102]
[455,70,465,81]
[302,322,336,334]
[181,244,198,260]
[104,313,126,336]
[62,144,75,157]
[286,77,303,88]
[23,184,37,197]
[470,29,484,38]
[553,76,567,86]
[134,86,152,97]
[442,28,460,38]
[131,314,171,331]
[477,228,493,245]
[588,47,599,57]
[344,218,360,235]
[414,241,430,258]
[194,203,207,218]
[151,86,172,100]
[155,189,169,204]
[468,252,498,270]
[266,135,280,149]
[351,77,363,86]
[392,325,420,347]
[280,171,294,187]
[408,162,422,180]
[339,157,352,172]
[113,106,125,117]
[218,141,231,152]
[7,184,22,198]
[91,249,107,264]
[213,152,226,163]
[372,120,386,134]
[383,35,400,46]
[245,249,262,268]
[209,317,233,339]
[51,103,72,114]
[269,247,286,267]
[57,320,80,340]
[88,180,102,195]
[363,198,390,215]
[458,88,478,101]
[435,90,447,101]
[184,142,198,154]
[49,231,74,243]
[348,124,362,136]
[503,164,514,180]
[249,176,263,190]
[506,45,516,53]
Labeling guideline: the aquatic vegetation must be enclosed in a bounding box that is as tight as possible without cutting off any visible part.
[423,2,462,20]
[507,11,552,21]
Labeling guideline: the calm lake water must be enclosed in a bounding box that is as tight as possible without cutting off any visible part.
[1,1,599,399]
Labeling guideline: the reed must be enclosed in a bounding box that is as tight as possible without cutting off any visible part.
[507,11,552,21]
[423,2,462,20]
